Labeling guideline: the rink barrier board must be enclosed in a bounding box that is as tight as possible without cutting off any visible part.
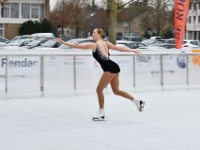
[0,52,200,98]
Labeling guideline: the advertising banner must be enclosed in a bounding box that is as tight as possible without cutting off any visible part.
[135,55,160,87]
[1,54,200,94]
[44,56,74,90]
[76,56,102,90]
[1,56,40,92]
[174,0,190,49]
[163,55,187,85]
[188,55,200,85]
[0,57,6,92]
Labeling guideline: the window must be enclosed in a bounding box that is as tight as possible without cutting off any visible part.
[31,8,39,18]
[194,16,196,23]
[11,3,19,18]
[1,3,19,18]
[22,3,45,19]
[167,40,175,44]
[40,4,44,19]
[0,24,3,37]
[129,43,137,49]
[1,3,9,18]
[22,4,30,18]
[138,43,146,48]
[189,16,191,23]
[194,2,197,10]
[190,41,197,45]
[31,4,39,18]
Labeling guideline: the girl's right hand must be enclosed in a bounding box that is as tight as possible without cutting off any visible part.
[56,38,63,44]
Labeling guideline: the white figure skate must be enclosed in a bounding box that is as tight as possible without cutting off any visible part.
[133,99,145,112]
[92,109,105,121]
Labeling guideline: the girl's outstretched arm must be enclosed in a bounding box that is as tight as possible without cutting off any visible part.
[107,42,141,55]
[56,38,95,50]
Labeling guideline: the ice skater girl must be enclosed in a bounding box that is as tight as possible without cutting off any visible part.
[56,28,145,120]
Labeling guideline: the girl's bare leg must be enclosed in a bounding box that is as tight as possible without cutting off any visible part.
[110,73,134,100]
[96,72,116,109]
[110,73,145,112]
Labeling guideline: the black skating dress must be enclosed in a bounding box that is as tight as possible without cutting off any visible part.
[92,42,120,73]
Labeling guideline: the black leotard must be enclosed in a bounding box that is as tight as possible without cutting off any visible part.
[92,42,120,73]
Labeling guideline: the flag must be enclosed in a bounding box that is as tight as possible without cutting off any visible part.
[174,0,190,49]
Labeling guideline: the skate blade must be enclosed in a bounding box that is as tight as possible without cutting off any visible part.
[139,101,145,112]
[92,116,105,121]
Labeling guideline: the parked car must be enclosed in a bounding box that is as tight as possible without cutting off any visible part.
[116,40,147,49]
[164,38,200,48]
[0,36,9,43]
[0,37,9,47]
[122,36,144,42]
[147,43,176,49]
[141,39,166,46]
[21,37,54,49]
[165,38,176,44]
[105,36,125,41]
[32,39,62,50]
[0,38,31,50]
[109,44,130,51]
[31,33,55,38]
[182,40,200,48]
[150,36,161,39]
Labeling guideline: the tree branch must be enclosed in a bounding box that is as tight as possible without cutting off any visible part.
[117,0,134,10]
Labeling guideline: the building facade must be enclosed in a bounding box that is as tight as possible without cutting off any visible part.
[186,2,200,40]
[0,0,49,39]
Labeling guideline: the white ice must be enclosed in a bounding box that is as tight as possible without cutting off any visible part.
[0,89,200,150]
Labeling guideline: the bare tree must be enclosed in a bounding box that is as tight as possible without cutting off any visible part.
[117,1,149,36]
[139,0,172,36]
[50,0,90,37]
[107,0,134,44]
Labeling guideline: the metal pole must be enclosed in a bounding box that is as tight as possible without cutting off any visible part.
[40,56,44,97]
[160,55,164,91]
[5,56,8,93]
[133,55,136,92]
[186,54,189,89]
[73,56,76,95]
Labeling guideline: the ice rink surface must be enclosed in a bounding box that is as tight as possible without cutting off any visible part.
[1,89,200,150]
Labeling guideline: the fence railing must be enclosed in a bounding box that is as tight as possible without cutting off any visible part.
[0,53,200,97]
